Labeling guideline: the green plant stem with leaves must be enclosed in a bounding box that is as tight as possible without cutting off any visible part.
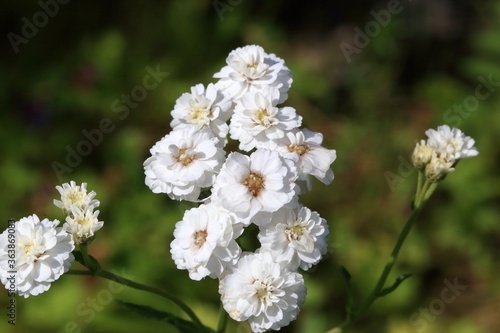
[67,245,211,333]
[329,170,438,332]
[66,169,440,333]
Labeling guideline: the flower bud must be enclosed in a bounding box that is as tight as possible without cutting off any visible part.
[425,155,454,182]
[412,140,434,170]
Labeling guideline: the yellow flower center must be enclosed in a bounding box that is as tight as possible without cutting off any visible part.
[288,144,309,156]
[190,106,210,122]
[253,109,275,127]
[242,172,265,197]
[67,191,85,205]
[176,148,195,166]
[254,280,275,306]
[193,230,208,248]
[22,242,44,260]
[285,224,306,241]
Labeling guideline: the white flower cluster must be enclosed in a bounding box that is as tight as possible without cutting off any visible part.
[412,125,479,181]
[144,45,336,332]
[54,181,103,245]
[0,181,104,297]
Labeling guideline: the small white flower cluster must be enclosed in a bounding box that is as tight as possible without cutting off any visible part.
[54,181,103,245]
[0,181,103,297]
[412,125,479,181]
[145,45,336,332]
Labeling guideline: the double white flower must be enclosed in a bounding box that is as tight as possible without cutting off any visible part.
[144,127,226,201]
[211,149,298,224]
[214,44,292,104]
[276,128,337,192]
[0,215,74,298]
[258,206,329,271]
[170,203,242,280]
[425,125,479,161]
[219,251,306,332]
[53,181,99,215]
[63,206,103,246]
[171,83,233,146]
[229,89,302,151]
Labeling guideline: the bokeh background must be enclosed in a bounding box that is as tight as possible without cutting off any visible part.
[1,1,499,332]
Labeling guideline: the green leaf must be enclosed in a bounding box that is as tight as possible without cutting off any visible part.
[339,265,355,316]
[114,299,212,333]
[338,265,352,283]
[377,274,413,297]
[72,250,101,272]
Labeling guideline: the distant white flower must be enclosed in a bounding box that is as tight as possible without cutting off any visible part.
[276,129,336,191]
[212,149,297,224]
[425,125,479,162]
[0,215,74,298]
[144,127,226,201]
[53,181,99,216]
[219,251,306,332]
[214,45,292,103]
[170,203,242,280]
[63,206,103,245]
[229,89,302,151]
[258,206,329,271]
[171,83,233,146]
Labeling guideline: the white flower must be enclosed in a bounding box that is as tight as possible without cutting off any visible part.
[425,125,479,162]
[0,215,74,298]
[212,149,297,224]
[63,206,103,245]
[258,206,329,271]
[229,89,302,151]
[219,251,306,332]
[170,83,233,146]
[214,45,292,103]
[144,127,226,201]
[53,181,99,216]
[170,203,242,280]
[276,129,337,191]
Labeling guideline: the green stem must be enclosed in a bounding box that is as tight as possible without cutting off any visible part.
[216,303,228,333]
[335,179,439,330]
[339,205,421,329]
[79,245,94,274]
[67,269,208,332]
[415,170,425,208]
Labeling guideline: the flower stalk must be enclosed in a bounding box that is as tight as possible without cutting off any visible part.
[67,268,209,333]
[334,173,435,330]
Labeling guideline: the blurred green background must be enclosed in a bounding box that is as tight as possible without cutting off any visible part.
[1,1,499,332]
